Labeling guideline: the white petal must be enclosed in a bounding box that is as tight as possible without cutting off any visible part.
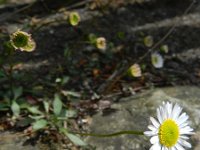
[157,108,163,124]
[150,135,159,144]
[170,147,176,150]
[176,112,189,125]
[178,139,192,148]
[167,102,173,118]
[144,131,156,136]
[148,125,158,132]
[151,53,164,68]
[180,126,194,135]
[150,143,162,150]
[179,122,188,128]
[160,105,167,120]
[172,104,182,120]
[150,117,160,128]
[161,146,167,150]
[175,143,185,150]
[179,135,189,140]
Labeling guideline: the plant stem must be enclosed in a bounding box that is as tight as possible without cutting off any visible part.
[71,130,144,137]
[8,53,14,104]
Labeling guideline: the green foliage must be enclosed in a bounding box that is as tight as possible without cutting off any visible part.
[43,101,50,113]
[13,86,23,100]
[0,0,6,5]
[66,133,87,146]
[60,128,87,146]
[27,106,43,115]
[11,100,20,117]
[53,94,63,116]
[32,119,48,130]
[0,29,84,147]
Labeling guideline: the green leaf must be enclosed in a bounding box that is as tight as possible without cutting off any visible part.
[61,76,70,85]
[55,78,62,83]
[43,101,50,113]
[66,133,87,146]
[53,94,63,116]
[58,109,77,120]
[11,100,20,117]
[0,103,9,111]
[13,86,23,100]
[29,115,44,120]
[61,90,81,98]
[27,106,43,115]
[32,119,47,130]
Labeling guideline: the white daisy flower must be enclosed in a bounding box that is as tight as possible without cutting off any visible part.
[144,102,194,150]
[151,52,164,68]
[128,63,142,77]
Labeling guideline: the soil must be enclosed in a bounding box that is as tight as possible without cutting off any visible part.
[0,0,200,149]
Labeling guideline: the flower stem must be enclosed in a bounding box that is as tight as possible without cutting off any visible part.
[71,130,144,137]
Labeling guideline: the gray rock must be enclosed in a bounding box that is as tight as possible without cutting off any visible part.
[85,86,200,150]
[0,131,62,150]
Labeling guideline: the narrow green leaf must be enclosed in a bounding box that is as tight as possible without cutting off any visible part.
[11,100,20,117]
[61,76,70,85]
[53,94,63,116]
[13,86,23,100]
[29,115,44,120]
[27,106,43,115]
[66,133,87,146]
[61,91,81,98]
[43,101,50,113]
[32,119,47,130]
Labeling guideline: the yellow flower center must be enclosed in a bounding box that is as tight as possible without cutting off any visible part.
[159,119,179,148]
[12,32,29,48]
[69,12,80,26]
[152,56,158,64]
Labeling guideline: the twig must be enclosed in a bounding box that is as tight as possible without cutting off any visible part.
[39,0,51,12]
[0,1,36,22]
[98,0,196,94]
[0,0,92,23]
[65,0,93,10]
[136,0,197,64]
[97,61,127,93]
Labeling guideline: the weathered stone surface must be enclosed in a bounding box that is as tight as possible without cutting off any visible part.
[85,86,200,150]
[0,131,62,150]
[0,132,38,150]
